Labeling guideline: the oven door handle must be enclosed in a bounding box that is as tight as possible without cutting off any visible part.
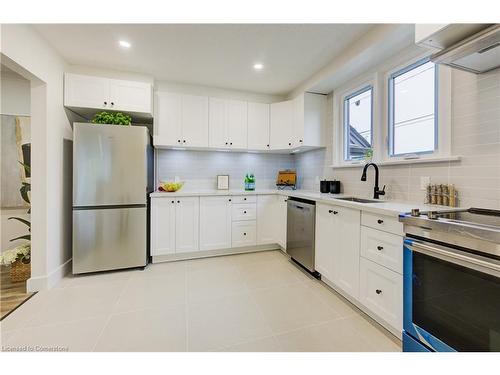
[407,239,500,277]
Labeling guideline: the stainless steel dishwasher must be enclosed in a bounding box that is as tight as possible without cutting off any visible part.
[287,197,318,276]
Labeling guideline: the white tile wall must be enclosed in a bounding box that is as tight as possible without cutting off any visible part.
[296,68,500,209]
[156,150,295,190]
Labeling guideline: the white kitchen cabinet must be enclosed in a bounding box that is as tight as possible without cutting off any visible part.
[208,98,247,149]
[360,226,403,274]
[155,92,209,148]
[277,195,288,250]
[64,73,110,110]
[257,195,277,245]
[270,100,294,150]
[151,198,176,256]
[232,221,257,248]
[359,257,403,332]
[109,79,153,114]
[174,197,200,253]
[182,94,209,148]
[315,203,335,281]
[64,73,152,115]
[231,203,256,221]
[247,102,270,150]
[199,196,232,251]
[315,204,361,299]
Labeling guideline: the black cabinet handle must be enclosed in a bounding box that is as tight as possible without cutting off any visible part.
[177,200,180,203]
[230,142,233,145]
[183,140,186,143]
[328,210,333,213]
[376,289,382,295]
[267,144,270,147]
[288,142,292,146]
[299,139,303,143]
[377,219,384,224]
[377,246,384,251]
[171,200,174,204]
[244,197,247,201]
[177,139,181,143]
[228,199,232,202]
[333,211,338,215]
[104,101,107,105]
[243,211,247,214]
[225,142,228,145]
[243,232,247,236]
[111,102,114,106]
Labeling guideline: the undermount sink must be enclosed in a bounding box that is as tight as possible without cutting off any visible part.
[335,197,383,204]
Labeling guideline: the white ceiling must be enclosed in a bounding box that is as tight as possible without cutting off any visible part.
[34,24,374,95]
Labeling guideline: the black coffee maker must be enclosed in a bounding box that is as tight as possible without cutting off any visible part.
[320,180,341,194]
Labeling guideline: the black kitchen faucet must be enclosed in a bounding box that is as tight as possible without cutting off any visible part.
[361,162,386,199]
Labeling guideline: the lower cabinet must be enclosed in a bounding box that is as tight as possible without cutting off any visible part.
[359,257,403,332]
[232,221,257,248]
[315,204,361,299]
[257,195,278,245]
[277,195,288,250]
[199,196,232,251]
[151,197,199,256]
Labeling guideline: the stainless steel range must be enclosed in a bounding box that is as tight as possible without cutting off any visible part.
[399,208,500,352]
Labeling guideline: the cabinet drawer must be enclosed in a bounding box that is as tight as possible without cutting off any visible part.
[359,258,402,332]
[361,212,403,235]
[231,195,257,204]
[231,203,257,221]
[360,227,403,274]
[232,221,257,247]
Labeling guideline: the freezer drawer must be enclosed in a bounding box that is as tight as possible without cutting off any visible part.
[73,206,147,274]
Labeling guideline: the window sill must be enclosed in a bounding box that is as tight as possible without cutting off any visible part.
[330,155,461,169]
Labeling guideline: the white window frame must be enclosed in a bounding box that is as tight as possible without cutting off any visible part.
[333,73,381,167]
[331,52,452,168]
[343,85,373,161]
[382,55,451,163]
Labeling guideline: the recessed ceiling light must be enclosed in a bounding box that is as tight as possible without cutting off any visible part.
[253,63,264,70]
[119,40,131,48]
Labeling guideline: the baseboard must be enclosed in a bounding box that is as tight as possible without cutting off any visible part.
[152,244,281,263]
[26,258,72,292]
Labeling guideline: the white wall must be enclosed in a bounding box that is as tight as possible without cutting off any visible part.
[295,68,500,209]
[1,24,73,290]
[1,70,30,115]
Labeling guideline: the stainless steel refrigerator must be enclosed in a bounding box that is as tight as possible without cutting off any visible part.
[72,122,153,274]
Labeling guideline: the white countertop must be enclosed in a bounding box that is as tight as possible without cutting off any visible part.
[150,189,452,218]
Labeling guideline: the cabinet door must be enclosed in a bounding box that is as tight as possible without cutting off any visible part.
[257,195,277,245]
[270,100,293,150]
[182,94,209,147]
[199,196,232,251]
[175,197,200,253]
[64,73,109,109]
[154,92,182,147]
[247,102,270,150]
[315,203,335,281]
[359,257,403,332]
[302,93,326,148]
[109,79,152,114]
[277,195,288,250]
[151,199,176,256]
[208,98,228,148]
[226,100,248,149]
[332,206,361,299]
[292,94,305,148]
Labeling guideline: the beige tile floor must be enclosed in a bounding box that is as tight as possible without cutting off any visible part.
[0,250,401,352]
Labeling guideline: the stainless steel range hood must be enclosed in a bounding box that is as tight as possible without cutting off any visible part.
[431,24,500,74]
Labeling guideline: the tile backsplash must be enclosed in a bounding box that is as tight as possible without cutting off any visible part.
[156,150,295,190]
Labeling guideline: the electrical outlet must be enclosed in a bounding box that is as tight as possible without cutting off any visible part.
[420,176,430,190]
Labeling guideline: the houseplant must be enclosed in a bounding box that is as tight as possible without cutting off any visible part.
[91,111,132,125]
[3,161,31,282]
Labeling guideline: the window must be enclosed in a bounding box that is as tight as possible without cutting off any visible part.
[389,59,437,156]
[343,86,373,161]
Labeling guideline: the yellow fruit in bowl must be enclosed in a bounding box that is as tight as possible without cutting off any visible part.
[159,181,184,192]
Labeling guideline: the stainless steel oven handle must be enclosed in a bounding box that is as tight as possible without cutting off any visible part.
[407,239,500,277]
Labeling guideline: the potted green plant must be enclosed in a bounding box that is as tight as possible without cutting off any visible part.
[91,112,132,126]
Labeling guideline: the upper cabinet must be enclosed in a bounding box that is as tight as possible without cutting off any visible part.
[270,93,326,151]
[209,98,248,150]
[153,90,326,153]
[64,73,153,118]
[247,102,270,150]
[154,92,209,148]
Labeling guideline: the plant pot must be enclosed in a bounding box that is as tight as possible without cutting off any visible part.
[10,260,31,283]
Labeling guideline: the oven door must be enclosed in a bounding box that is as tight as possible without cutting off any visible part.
[404,237,500,352]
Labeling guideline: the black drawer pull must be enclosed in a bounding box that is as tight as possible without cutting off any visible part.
[228,199,232,202]
[377,246,384,251]
[177,200,180,203]
[171,200,174,204]
[377,219,384,224]
[243,211,247,214]
[243,232,247,236]
[376,289,382,295]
